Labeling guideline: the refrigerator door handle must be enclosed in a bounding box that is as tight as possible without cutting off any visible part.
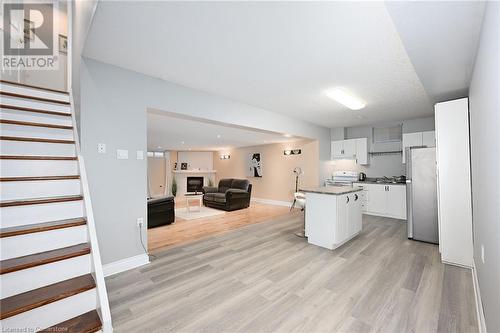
[407,181,413,239]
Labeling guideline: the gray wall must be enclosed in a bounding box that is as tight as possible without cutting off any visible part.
[469,3,500,332]
[80,58,331,265]
[329,117,435,178]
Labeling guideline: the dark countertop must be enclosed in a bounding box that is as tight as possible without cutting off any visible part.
[300,186,363,195]
[354,178,406,186]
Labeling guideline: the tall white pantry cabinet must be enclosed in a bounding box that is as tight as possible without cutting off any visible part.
[435,98,473,268]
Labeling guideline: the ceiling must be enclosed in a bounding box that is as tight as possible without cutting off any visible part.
[84,1,485,128]
[147,110,302,152]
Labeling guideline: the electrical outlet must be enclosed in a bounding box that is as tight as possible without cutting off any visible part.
[137,217,144,228]
[481,245,485,264]
[97,143,106,154]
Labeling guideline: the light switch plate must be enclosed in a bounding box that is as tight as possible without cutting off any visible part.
[136,150,144,160]
[97,143,106,154]
[117,149,129,160]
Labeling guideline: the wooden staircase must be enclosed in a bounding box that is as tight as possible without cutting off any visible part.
[0,80,111,332]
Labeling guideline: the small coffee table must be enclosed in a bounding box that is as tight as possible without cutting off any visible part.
[185,193,203,213]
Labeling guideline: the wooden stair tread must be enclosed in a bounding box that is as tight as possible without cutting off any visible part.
[1,175,80,182]
[0,195,83,207]
[0,91,70,105]
[0,243,90,274]
[0,218,86,238]
[0,155,77,160]
[0,274,95,319]
[0,119,73,130]
[0,80,69,95]
[0,104,71,117]
[39,310,102,333]
[0,136,75,144]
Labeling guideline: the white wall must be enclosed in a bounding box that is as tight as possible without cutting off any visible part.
[468,3,500,332]
[80,58,330,265]
[177,151,213,170]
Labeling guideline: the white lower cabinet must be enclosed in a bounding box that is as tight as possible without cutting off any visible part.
[354,183,407,220]
[335,192,363,244]
[305,191,363,250]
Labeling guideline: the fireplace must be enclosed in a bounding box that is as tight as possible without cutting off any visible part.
[186,177,204,193]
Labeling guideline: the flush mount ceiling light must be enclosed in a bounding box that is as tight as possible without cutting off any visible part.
[325,88,366,110]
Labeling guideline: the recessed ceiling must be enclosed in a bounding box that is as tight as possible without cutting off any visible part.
[147,110,302,151]
[84,2,484,128]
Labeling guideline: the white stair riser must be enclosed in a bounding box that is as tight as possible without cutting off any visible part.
[0,108,73,126]
[0,255,91,299]
[0,123,74,140]
[0,289,96,332]
[0,179,81,200]
[0,140,76,156]
[0,200,84,228]
[1,225,88,260]
[0,160,78,177]
[0,96,70,114]
[0,83,69,103]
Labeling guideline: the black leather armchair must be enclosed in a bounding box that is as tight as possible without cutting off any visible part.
[147,196,175,228]
[203,179,252,211]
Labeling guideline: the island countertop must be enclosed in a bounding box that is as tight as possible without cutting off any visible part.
[300,186,363,195]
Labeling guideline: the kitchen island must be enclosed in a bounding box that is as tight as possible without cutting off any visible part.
[300,186,363,250]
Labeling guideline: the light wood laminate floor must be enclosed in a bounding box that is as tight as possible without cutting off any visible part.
[148,202,291,250]
[108,212,478,333]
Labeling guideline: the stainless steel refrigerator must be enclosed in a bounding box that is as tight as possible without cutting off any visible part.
[406,147,439,244]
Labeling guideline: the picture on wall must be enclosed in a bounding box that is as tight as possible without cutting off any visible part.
[247,153,262,177]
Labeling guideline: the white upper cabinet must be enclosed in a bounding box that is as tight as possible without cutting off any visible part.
[331,141,344,159]
[422,130,436,147]
[355,138,368,165]
[331,138,368,165]
[402,130,435,163]
[343,139,357,159]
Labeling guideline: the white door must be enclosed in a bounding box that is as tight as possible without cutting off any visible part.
[386,185,407,219]
[343,139,357,159]
[366,184,386,215]
[331,141,344,159]
[422,131,436,147]
[402,132,423,163]
[336,194,348,243]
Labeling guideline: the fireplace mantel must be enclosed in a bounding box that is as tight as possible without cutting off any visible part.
[173,170,217,174]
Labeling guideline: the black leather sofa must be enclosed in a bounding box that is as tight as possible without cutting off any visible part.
[147,196,175,228]
[203,179,252,211]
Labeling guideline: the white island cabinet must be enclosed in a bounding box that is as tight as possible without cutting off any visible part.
[301,186,363,250]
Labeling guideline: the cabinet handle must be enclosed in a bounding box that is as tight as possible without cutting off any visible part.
[346,196,350,203]
[354,194,358,201]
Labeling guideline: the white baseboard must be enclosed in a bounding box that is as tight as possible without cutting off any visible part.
[103,254,149,277]
[251,198,291,207]
[472,259,487,333]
